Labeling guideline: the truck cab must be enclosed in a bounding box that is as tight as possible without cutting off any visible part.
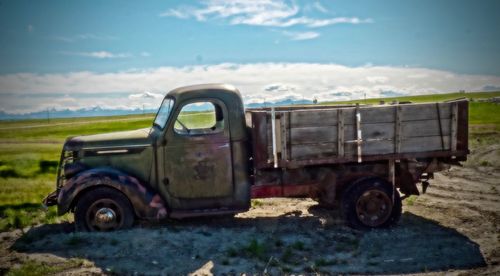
[44,84,253,231]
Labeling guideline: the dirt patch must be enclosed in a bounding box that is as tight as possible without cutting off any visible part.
[466,143,500,168]
[1,153,499,274]
[0,205,487,275]
[1,165,497,275]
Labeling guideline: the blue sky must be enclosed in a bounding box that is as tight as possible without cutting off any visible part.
[0,0,500,113]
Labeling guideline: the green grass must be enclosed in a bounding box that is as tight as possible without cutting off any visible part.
[6,259,85,276]
[244,238,268,260]
[324,91,500,105]
[176,111,216,129]
[405,195,417,206]
[325,91,500,154]
[324,91,500,130]
[0,90,498,232]
[0,114,155,142]
[0,115,156,232]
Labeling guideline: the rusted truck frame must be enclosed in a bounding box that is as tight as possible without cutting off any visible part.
[43,84,468,231]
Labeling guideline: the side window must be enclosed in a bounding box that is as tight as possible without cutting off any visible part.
[174,101,224,135]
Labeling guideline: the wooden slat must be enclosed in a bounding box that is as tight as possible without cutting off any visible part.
[401,136,451,152]
[337,109,344,157]
[290,127,337,144]
[289,110,338,127]
[451,103,458,151]
[355,106,362,162]
[345,140,394,156]
[266,115,272,160]
[280,113,288,161]
[401,118,451,137]
[436,103,445,150]
[271,109,278,167]
[345,123,395,141]
[275,113,282,154]
[343,118,451,139]
[400,103,451,121]
[346,136,451,156]
[290,143,338,160]
[287,111,292,160]
[389,159,395,187]
[395,105,402,153]
[341,105,396,125]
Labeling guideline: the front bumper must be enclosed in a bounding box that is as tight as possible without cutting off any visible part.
[42,140,74,209]
[42,190,58,207]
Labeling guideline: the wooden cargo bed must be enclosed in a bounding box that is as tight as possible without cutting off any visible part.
[246,99,468,169]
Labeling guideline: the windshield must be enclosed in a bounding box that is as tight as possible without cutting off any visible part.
[153,98,174,129]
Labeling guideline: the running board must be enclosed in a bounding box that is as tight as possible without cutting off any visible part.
[169,208,248,219]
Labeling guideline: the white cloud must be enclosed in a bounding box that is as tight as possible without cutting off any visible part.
[305,17,373,27]
[264,83,298,92]
[282,31,320,40]
[160,8,193,19]
[313,2,328,13]
[128,91,164,100]
[62,51,132,59]
[140,52,151,57]
[366,76,388,84]
[160,0,372,28]
[1,62,499,113]
[27,24,34,33]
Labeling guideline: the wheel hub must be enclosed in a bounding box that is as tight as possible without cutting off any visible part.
[86,199,123,231]
[95,208,116,224]
[356,189,392,227]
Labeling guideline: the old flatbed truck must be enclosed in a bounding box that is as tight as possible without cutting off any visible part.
[43,84,468,231]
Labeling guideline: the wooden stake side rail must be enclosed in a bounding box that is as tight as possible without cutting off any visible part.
[248,99,468,169]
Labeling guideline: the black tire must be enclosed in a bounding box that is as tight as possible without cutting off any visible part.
[74,187,134,232]
[341,177,402,230]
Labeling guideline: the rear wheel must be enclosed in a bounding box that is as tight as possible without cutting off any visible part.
[341,178,401,230]
[74,187,134,232]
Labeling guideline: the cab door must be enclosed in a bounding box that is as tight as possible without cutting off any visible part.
[163,100,233,199]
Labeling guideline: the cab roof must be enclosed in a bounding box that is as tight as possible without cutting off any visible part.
[166,83,242,101]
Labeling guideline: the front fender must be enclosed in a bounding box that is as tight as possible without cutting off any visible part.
[57,167,167,220]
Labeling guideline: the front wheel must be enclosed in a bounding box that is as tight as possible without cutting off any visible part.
[74,187,135,232]
[341,178,402,230]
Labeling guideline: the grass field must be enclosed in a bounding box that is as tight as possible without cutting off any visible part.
[0,91,498,232]
[0,114,155,231]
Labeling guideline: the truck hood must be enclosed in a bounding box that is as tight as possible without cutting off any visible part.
[64,127,153,150]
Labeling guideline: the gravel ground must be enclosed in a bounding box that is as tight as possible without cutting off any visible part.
[1,147,499,275]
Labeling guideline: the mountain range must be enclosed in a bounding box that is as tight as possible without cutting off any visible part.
[0,99,314,120]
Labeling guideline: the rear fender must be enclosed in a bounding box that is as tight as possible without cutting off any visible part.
[57,167,167,220]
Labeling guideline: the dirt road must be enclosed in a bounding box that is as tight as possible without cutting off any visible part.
[0,160,498,275]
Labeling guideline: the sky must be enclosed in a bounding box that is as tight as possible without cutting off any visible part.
[0,0,500,114]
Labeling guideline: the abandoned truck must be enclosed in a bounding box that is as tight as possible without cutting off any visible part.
[43,84,469,231]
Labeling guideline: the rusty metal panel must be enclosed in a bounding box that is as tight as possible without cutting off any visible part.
[456,100,469,154]
[451,102,458,151]
[251,183,318,198]
[164,134,233,198]
[251,112,270,169]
